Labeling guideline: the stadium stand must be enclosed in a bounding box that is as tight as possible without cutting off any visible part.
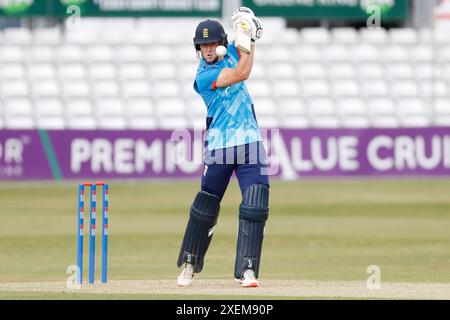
[0,18,449,130]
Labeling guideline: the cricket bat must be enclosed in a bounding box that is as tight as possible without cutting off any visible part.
[235,27,252,55]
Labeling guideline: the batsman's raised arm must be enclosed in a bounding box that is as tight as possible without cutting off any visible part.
[215,42,255,88]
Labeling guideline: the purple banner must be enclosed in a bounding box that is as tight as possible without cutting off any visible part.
[0,128,449,181]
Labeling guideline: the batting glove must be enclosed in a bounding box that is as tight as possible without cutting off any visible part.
[231,6,255,24]
[250,16,263,41]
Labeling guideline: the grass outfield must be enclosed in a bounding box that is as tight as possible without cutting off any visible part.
[0,179,450,299]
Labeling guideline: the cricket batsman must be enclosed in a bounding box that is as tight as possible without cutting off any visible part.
[176,7,269,288]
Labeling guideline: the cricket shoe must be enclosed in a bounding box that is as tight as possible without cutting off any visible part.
[235,269,259,288]
[177,263,195,287]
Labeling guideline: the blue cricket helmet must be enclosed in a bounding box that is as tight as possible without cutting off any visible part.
[193,19,228,50]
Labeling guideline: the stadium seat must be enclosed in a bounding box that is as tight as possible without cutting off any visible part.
[190,118,207,130]
[383,45,410,62]
[323,45,350,62]
[4,117,35,129]
[308,98,335,117]
[362,80,389,97]
[93,81,120,98]
[337,98,367,116]
[410,45,434,62]
[153,80,180,97]
[279,28,298,45]
[294,45,322,62]
[418,29,433,44]
[274,80,301,97]
[332,80,360,97]
[310,117,339,128]
[29,46,56,62]
[28,64,56,80]
[298,63,327,80]
[433,98,450,115]
[3,98,35,128]
[181,82,197,98]
[328,63,356,79]
[258,117,279,129]
[58,46,84,62]
[35,99,64,117]
[122,81,152,98]
[119,63,147,81]
[65,30,97,45]
[391,81,419,98]
[368,98,396,116]
[415,64,437,80]
[433,116,450,127]
[159,117,189,129]
[176,45,197,63]
[99,29,131,46]
[129,118,157,130]
[360,28,387,44]
[371,116,400,128]
[263,47,292,62]
[246,80,272,97]
[438,45,450,62]
[146,46,175,62]
[4,99,32,117]
[3,28,31,45]
[421,80,448,98]
[116,46,144,63]
[301,28,331,45]
[389,28,418,45]
[156,99,185,117]
[1,80,29,97]
[301,80,331,97]
[397,98,429,127]
[150,63,177,80]
[127,99,156,130]
[96,99,125,117]
[279,98,307,117]
[129,29,155,46]
[178,62,198,80]
[89,63,117,80]
[269,62,296,79]
[33,28,62,46]
[35,98,66,130]
[281,116,309,128]
[36,114,66,129]
[0,64,25,80]
[352,44,381,62]
[66,100,94,117]
[86,46,114,63]
[254,98,276,117]
[358,64,385,80]
[61,81,90,98]
[250,62,267,79]
[67,117,97,130]
[0,46,25,62]
[32,81,60,98]
[341,117,370,128]
[59,63,87,80]
[331,28,359,45]
[386,63,414,80]
[187,96,206,117]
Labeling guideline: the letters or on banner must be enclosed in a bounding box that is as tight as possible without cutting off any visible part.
[242,0,409,20]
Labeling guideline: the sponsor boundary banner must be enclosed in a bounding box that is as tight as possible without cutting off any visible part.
[1,128,450,181]
[242,0,409,20]
[0,0,222,17]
